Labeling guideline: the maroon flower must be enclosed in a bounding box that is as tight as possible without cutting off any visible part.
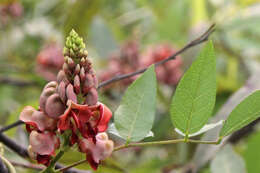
[99,41,183,90]
[58,100,112,143]
[140,44,183,85]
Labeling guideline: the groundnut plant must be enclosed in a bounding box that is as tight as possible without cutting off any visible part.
[15,29,260,172]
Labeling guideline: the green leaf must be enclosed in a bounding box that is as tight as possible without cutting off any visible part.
[170,41,216,135]
[108,123,154,143]
[114,65,157,142]
[220,90,260,137]
[244,131,260,173]
[210,144,246,173]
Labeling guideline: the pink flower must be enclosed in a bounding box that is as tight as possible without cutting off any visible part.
[28,131,60,166]
[19,106,57,132]
[79,133,114,170]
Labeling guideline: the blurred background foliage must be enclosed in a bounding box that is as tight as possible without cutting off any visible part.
[1,0,260,172]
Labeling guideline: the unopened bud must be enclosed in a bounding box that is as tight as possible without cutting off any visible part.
[57,70,66,83]
[69,48,74,56]
[74,64,80,75]
[82,74,94,94]
[64,56,69,63]
[72,43,78,51]
[80,57,86,66]
[45,94,66,119]
[74,75,81,94]
[62,63,70,75]
[80,67,86,82]
[83,50,88,57]
[43,81,58,90]
[67,57,75,69]
[85,88,98,105]
[66,84,77,103]
[57,81,67,103]
[39,87,56,112]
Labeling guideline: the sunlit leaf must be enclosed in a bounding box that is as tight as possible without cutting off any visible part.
[220,90,260,137]
[114,65,157,142]
[244,131,260,173]
[170,41,216,135]
[108,123,153,143]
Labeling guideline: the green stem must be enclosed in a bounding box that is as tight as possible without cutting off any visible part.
[55,159,86,173]
[54,138,222,172]
[41,150,65,173]
[114,139,185,151]
[114,138,221,151]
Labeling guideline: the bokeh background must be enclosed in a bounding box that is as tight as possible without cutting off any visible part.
[1,0,260,172]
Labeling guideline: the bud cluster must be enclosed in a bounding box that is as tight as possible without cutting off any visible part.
[20,30,113,170]
[99,41,183,88]
[58,29,98,105]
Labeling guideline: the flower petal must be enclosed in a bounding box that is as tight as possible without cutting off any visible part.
[36,155,51,166]
[29,131,59,155]
[97,103,112,132]
[20,106,57,132]
[87,153,98,170]
[58,103,72,131]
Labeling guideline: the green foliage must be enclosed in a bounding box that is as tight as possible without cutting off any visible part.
[170,41,216,135]
[210,145,246,173]
[115,65,157,142]
[244,131,260,173]
[220,90,260,137]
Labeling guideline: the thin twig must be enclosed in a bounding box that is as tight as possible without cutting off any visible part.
[10,160,44,170]
[98,24,215,89]
[0,120,24,133]
[55,159,86,173]
[56,137,221,172]
[0,133,28,158]
[0,77,38,87]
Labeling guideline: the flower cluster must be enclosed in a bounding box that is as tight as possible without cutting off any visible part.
[20,30,113,170]
[0,1,23,27]
[140,44,183,85]
[99,40,140,87]
[36,42,64,81]
[99,41,183,88]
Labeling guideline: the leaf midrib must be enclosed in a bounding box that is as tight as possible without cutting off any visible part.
[185,59,206,135]
[127,92,145,141]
